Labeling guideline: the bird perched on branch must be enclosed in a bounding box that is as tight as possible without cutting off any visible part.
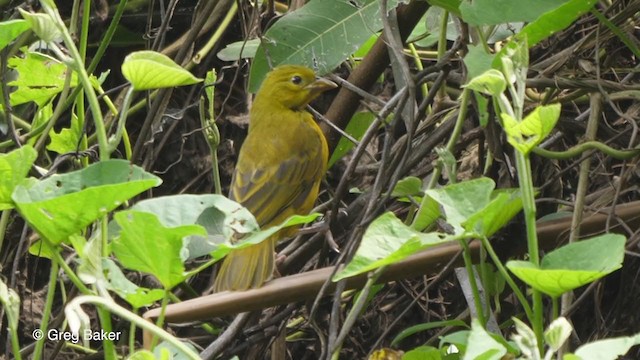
[214,65,336,291]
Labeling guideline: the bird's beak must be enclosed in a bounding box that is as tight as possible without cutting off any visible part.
[305,77,338,95]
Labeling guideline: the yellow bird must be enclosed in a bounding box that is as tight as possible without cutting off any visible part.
[214,65,336,291]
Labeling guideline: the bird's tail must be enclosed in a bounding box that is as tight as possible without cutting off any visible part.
[214,239,275,292]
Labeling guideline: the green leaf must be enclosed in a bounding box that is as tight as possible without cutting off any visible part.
[563,355,581,360]
[249,0,401,92]
[118,194,319,263]
[391,176,423,198]
[28,239,57,259]
[113,210,205,289]
[402,346,442,360]
[121,50,202,91]
[126,350,158,360]
[154,341,200,360]
[47,112,82,155]
[474,92,489,127]
[411,194,441,231]
[463,319,506,360]
[426,0,462,16]
[392,319,469,346]
[464,69,506,96]
[353,33,380,57]
[208,213,321,261]
[12,160,162,244]
[425,177,495,234]
[502,103,561,155]
[76,236,102,285]
[18,9,61,42]
[507,234,626,298]
[480,263,505,297]
[409,7,458,48]
[217,39,260,61]
[0,145,37,210]
[0,20,31,50]
[459,0,571,26]
[333,212,452,281]
[103,259,165,308]
[124,194,259,260]
[515,0,597,47]
[462,189,522,237]
[574,333,640,360]
[28,103,53,146]
[328,112,376,168]
[545,317,572,351]
[439,330,470,353]
[464,45,495,81]
[8,51,78,107]
[512,317,538,358]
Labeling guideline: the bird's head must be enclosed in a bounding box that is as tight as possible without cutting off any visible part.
[255,65,337,111]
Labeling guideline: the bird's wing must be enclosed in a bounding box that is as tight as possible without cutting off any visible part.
[229,138,324,228]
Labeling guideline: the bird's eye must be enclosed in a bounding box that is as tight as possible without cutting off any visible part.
[291,75,302,85]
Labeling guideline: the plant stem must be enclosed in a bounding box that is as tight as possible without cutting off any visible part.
[407,43,430,102]
[0,210,10,254]
[32,259,59,360]
[425,88,470,191]
[188,1,239,67]
[459,239,486,325]
[514,150,544,352]
[479,236,534,322]
[54,251,91,294]
[40,2,110,161]
[150,291,171,349]
[436,9,449,99]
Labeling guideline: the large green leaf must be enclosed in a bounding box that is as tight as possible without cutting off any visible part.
[0,20,30,50]
[114,194,320,262]
[217,39,260,61]
[47,112,82,155]
[514,0,597,47]
[124,194,259,260]
[8,51,78,107]
[12,160,162,244]
[333,212,452,281]
[507,234,625,298]
[463,45,496,81]
[459,0,570,26]
[463,69,506,96]
[462,189,522,237]
[113,210,204,289]
[464,319,506,360]
[207,213,321,261]
[426,0,461,17]
[402,346,441,360]
[424,177,495,234]
[502,104,560,155]
[0,145,37,210]
[103,259,165,308]
[122,51,202,90]
[544,317,573,351]
[573,333,640,360]
[249,0,400,92]
[18,9,60,42]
